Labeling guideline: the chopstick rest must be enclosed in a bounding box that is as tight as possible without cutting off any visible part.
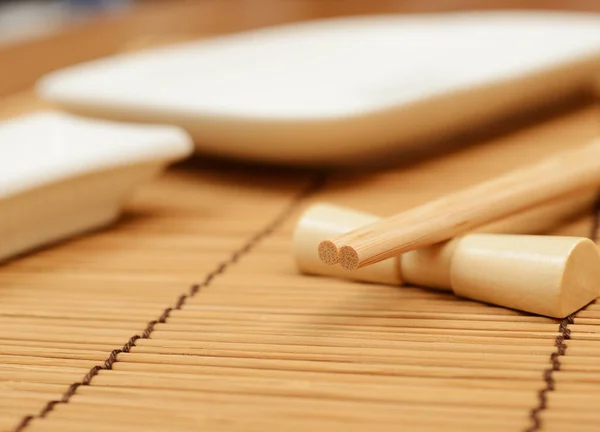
[0,111,193,263]
[294,203,600,318]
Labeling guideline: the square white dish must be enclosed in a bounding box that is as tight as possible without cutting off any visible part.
[0,111,193,263]
[36,11,600,166]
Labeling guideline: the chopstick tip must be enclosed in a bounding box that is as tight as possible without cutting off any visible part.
[340,246,360,270]
[318,240,340,265]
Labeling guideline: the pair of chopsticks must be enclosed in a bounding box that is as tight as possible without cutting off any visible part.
[318,138,600,270]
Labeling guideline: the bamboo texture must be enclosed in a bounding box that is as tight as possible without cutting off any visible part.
[0,91,599,432]
[2,1,600,429]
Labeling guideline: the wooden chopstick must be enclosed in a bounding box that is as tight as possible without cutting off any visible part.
[319,138,600,270]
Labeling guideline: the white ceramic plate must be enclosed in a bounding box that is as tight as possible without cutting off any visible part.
[36,11,600,166]
[0,111,193,262]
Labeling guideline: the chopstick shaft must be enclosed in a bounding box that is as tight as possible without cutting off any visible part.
[323,138,600,270]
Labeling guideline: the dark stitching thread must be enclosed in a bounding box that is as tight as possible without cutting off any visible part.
[15,417,33,430]
[525,316,573,432]
[525,192,600,432]
[13,174,325,432]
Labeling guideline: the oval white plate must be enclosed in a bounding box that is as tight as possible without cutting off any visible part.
[36,11,600,166]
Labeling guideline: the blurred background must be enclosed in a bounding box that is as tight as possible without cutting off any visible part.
[2,0,599,98]
[2,0,599,47]
[0,0,132,45]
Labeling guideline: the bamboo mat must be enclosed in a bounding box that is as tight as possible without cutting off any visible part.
[1,91,600,432]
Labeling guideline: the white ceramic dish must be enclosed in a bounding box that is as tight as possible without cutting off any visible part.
[0,111,193,263]
[36,11,600,166]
